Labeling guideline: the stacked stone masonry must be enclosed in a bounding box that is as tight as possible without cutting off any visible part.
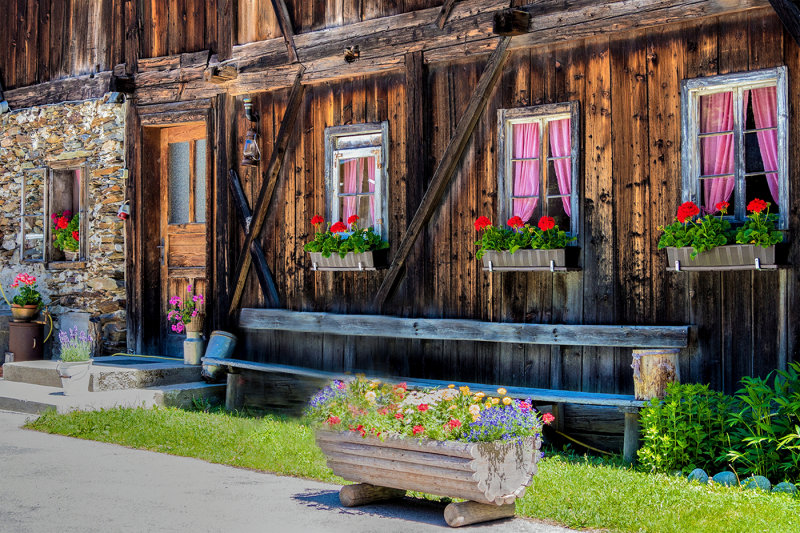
[0,98,127,355]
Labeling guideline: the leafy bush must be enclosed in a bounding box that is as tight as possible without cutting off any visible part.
[638,383,734,474]
[726,362,800,482]
[304,215,389,258]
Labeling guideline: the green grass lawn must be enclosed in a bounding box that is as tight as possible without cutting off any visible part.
[27,406,800,533]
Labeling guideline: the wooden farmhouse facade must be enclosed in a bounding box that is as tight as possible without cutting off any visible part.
[2,0,800,420]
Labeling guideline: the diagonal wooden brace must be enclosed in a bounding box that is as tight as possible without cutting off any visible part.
[270,0,299,63]
[228,67,306,314]
[228,169,281,307]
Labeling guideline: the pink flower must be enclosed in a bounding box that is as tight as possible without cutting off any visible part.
[186,284,192,292]
[542,412,555,425]
[191,310,198,317]
[418,404,429,412]
[412,425,425,436]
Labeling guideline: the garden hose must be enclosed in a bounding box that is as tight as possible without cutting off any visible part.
[0,278,10,307]
[108,352,182,361]
[553,428,613,456]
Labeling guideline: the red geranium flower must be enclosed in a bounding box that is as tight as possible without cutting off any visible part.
[747,198,768,214]
[327,415,341,425]
[676,201,700,223]
[412,425,425,436]
[418,403,429,412]
[57,216,69,229]
[537,216,555,232]
[394,413,404,420]
[473,216,491,232]
[330,221,347,233]
[447,419,462,429]
[507,216,524,229]
[71,231,79,241]
[542,413,555,425]
[347,214,359,225]
[311,215,324,226]
[715,202,730,214]
[377,407,389,415]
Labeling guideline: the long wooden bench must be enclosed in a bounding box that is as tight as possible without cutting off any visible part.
[206,309,689,463]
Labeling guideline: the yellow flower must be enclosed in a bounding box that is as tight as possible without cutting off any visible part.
[502,397,512,406]
[365,391,377,403]
[475,392,485,399]
[369,380,380,389]
[459,386,470,395]
[491,398,500,405]
[485,400,492,408]
[447,384,455,389]
[469,404,480,417]
[497,387,507,395]
[471,415,481,422]
[449,405,457,410]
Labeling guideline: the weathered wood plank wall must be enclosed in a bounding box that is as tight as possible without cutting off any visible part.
[236,8,796,395]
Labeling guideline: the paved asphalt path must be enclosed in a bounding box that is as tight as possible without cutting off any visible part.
[0,410,574,533]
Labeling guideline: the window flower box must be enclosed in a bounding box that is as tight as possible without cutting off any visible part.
[481,248,578,272]
[309,249,387,271]
[666,244,776,271]
[315,429,541,526]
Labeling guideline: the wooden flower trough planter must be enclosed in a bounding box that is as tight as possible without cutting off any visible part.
[481,248,578,272]
[315,429,541,527]
[309,249,387,271]
[666,244,777,271]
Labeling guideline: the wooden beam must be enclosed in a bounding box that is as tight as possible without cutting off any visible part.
[373,37,511,310]
[4,71,113,108]
[436,0,459,29]
[228,169,281,307]
[238,308,691,348]
[228,68,306,314]
[270,0,299,63]
[768,0,800,46]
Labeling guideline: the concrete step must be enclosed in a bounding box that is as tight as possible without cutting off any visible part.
[3,356,202,391]
[0,378,225,415]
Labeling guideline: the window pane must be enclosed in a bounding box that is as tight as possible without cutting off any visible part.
[546,197,570,231]
[744,86,777,131]
[746,174,780,215]
[700,133,734,177]
[339,156,375,226]
[23,171,44,216]
[700,177,735,213]
[194,139,207,223]
[512,122,540,159]
[511,198,539,225]
[546,158,572,200]
[700,92,733,134]
[168,142,191,224]
[22,218,44,261]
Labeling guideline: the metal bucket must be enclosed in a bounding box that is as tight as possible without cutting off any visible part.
[57,360,93,395]
[202,331,237,382]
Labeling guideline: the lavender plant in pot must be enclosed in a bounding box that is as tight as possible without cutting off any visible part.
[56,327,93,395]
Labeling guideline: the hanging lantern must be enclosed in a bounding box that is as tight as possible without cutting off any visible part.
[241,128,261,166]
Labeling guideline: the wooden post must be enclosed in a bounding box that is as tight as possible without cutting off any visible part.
[621,406,641,464]
[225,370,244,411]
[373,37,512,310]
[631,348,680,400]
[270,0,299,63]
[339,484,406,507]
[444,501,515,527]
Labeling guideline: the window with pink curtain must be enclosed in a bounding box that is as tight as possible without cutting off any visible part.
[699,91,735,213]
[548,118,572,217]
[745,86,780,208]
[510,122,540,223]
[339,156,377,227]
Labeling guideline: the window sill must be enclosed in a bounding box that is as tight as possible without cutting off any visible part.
[48,260,87,270]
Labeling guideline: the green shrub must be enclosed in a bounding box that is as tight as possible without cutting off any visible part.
[726,362,800,482]
[638,383,734,474]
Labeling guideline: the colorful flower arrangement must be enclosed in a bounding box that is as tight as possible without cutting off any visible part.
[474,215,575,260]
[9,272,43,308]
[167,284,205,334]
[658,199,782,259]
[51,210,79,252]
[58,327,93,362]
[307,376,553,443]
[303,215,389,259]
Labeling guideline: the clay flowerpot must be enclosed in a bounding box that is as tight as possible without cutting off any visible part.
[63,250,79,261]
[10,304,39,323]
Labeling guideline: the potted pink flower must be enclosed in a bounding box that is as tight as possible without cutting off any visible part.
[167,284,205,334]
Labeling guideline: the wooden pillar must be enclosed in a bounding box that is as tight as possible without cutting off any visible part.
[225,369,244,411]
[621,406,641,464]
[444,501,515,527]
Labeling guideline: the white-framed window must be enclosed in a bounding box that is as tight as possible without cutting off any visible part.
[497,101,580,237]
[681,66,788,228]
[324,122,389,239]
[20,163,88,263]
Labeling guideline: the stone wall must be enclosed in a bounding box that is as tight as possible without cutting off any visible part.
[0,98,127,356]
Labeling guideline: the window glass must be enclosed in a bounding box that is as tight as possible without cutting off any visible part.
[338,156,376,227]
[168,142,191,224]
[21,170,45,262]
[194,139,207,223]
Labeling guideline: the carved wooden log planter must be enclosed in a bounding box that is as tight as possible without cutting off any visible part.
[631,348,680,401]
[481,248,577,272]
[665,244,776,271]
[309,249,388,271]
[315,429,541,527]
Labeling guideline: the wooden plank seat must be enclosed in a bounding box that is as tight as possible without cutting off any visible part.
[214,309,689,462]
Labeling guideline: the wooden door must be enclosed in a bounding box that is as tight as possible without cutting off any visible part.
[159,123,209,355]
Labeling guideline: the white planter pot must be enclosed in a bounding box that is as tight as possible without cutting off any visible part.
[57,359,93,395]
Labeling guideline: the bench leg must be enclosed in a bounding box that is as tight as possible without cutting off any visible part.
[339,484,405,507]
[444,501,515,527]
[622,407,641,464]
[225,371,245,411]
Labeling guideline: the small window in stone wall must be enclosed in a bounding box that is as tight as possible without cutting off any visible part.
[21,164,88,264]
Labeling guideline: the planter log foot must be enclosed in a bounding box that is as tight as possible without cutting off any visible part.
[444,501,516,528]
[339,483,406,507]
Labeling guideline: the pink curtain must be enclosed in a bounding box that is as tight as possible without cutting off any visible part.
[548,118,572,217]
[700,92,735,213]
[366,156,376,225]
[512,122,540,223]
[747,87,780,206]
[342,159,359,222]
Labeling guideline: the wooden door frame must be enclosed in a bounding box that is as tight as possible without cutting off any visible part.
[128,100,215,354]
